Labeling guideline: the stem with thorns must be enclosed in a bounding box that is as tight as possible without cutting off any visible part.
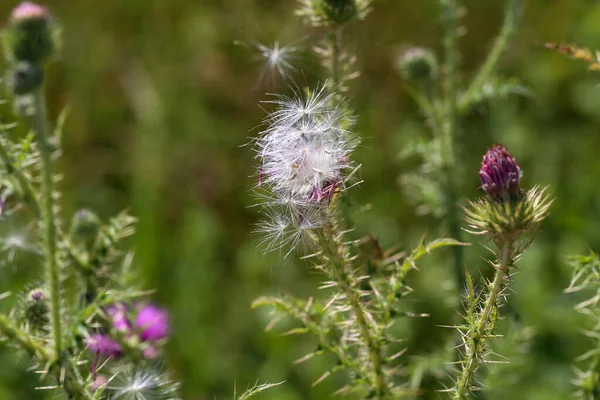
[459,0,520,112]
[317,212,387,399]
[439,0,464,290]
[0,136,42,216]
[29,89,62,360]
[453,243,513,399]
[326,26,344,96]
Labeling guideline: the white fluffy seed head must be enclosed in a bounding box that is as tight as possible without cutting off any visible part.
[253,83,359,255]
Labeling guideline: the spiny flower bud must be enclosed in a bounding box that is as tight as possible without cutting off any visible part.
[465,145,552,246]
[479,144,522,203]
[396,47,438,83]
[7,61,44,95]
[297,0,371,26]
[3,2,57,64]
[70,209,101,251]
[21,287,48,330]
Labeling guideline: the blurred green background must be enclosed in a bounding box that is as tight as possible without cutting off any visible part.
[1,0,600,399]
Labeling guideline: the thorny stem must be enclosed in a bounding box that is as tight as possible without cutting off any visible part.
[0,313,50,360]
[453,243,513,399]
[318,215,387,399]
[459,0,521,112]
[30,89,62,360]
[0,314,94,399]
[327,27,343,95]
[439,0,464,290]
[0,136,42,216]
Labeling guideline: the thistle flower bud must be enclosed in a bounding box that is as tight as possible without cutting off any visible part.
[21,287,48,330]
[479,144,522,203]
[3,2,57,64]
[465,145,552,245]
[297,0,371,26]
[396,47,438,83]
[136,304,169,341]
[70,209,100,251]
[7,61,44,95]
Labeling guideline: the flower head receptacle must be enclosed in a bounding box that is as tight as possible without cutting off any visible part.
[3,2,57,64]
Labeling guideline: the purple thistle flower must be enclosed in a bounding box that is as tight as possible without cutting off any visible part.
[107,304,132,332]
[479,144,522,202]
[86,334,122,358]
[136,304,169,341]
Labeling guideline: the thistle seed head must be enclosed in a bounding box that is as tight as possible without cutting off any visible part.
[253,84,359,254]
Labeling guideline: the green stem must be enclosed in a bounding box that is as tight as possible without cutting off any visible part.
[453,243,512,399]
[30,89,62,359]
[440,0,464,290]
[318,220,387,399]
[459,0,520,112]
[327,27,343,94]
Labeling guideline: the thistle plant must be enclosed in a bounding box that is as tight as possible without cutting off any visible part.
[566,253,600,399]
[248,3,469,398]
[297,0,371,93]
[397,0,524,289]
[450,144,551,398]
[0,3,182,399]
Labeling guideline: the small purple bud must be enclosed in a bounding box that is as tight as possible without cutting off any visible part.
[9,2,49,22]
[135,304,169,341]
[86,334,122,358]
[29,288,44,301]
[479,144,522,202]
[107,304,131,332]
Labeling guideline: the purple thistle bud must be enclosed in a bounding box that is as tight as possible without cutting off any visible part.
[29,288,44,301]
[86,334,122,358]
[479,144,522,202]
[135,304,169,341]
[107,304,132,333]
[5,2,56,64]
[9,2,49,22]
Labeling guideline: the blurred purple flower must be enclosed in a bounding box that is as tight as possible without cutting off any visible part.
[9,2,49,22]
[136,304,169,341]
[107,303,131,332]
[86,334,122,358]
[479,144,522,202]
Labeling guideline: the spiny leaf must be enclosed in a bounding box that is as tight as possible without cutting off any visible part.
[235,381,285,400]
